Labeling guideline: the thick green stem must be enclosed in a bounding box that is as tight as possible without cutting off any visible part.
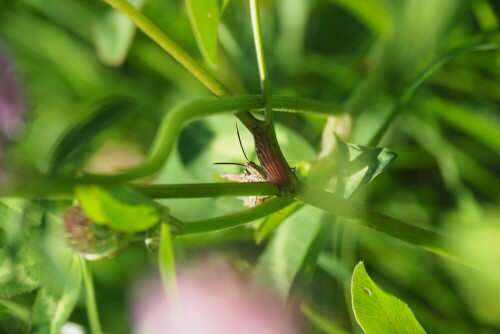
[179,197,294,235]
[80,257,103,334]
[295,182,463,263]
[134,182,278,199]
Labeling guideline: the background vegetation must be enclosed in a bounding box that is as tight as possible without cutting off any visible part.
[0,0,499,333]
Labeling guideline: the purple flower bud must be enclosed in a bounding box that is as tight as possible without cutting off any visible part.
[0,46,26,186]
[0,47,25,141]
[63,206,129,260]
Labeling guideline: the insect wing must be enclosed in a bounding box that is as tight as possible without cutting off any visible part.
[220,172,246,182]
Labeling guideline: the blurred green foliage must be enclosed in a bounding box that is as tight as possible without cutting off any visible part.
[1,0,500,333]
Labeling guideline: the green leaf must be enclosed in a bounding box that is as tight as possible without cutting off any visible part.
[32,255,82,334]
[327,0,393,38]
[93,0,148,66]
[75,185,108,224]
[351,262,426,334]
[255,202,301,243]
[220,0,231,15]
[0,246,42,298]
[334,136,398,198]
[185,0,219,67]
[49,98,135,174]
[254,205,325,297]
[77,184,164,232]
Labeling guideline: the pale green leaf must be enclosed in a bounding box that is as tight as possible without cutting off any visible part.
[185,0,219,67]
[334,136,398,198]
[78,184,163,232]
[93,0,148,66]
[76,185,108,224]
[351,262,426,334]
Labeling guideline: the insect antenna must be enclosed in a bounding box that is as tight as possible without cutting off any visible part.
[236,121,250,162]
[213,162,246,167]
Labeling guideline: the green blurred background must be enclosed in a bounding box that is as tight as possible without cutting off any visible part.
[1,0,500,333]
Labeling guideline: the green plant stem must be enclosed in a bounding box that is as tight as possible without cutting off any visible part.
[249,0,272,124]
[295,182,462,263]
[102,0,228,97]
[159,222,179,307]
[368,43,499,147]
[179,197,294,235]
[134,182,278,198]
[78,95,339,183]
[79,257,103,334]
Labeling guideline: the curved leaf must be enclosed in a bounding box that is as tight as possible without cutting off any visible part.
[77,184,164,232]
[49,98,135,174]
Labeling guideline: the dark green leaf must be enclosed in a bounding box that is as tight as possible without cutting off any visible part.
[49,98,135,174]
[185,0,219,67]
[327,0,393,38]
[351,262,426,334]
[0,246,42,298]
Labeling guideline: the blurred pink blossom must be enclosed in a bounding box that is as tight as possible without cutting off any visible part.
[132,256,302,334]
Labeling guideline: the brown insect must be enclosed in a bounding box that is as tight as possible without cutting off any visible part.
[215,123,270,207]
